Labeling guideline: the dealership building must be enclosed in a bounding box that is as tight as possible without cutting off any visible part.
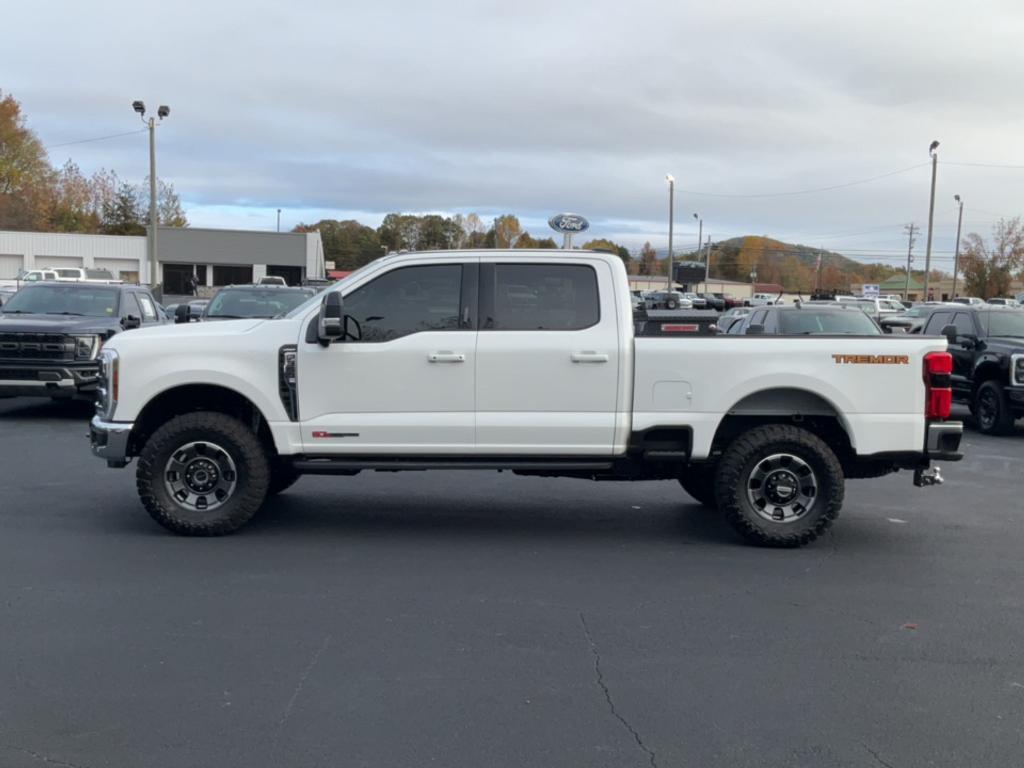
[0,227,326,293]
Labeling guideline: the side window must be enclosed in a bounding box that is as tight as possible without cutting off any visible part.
[121,291,142,319]
[486,264,599,331]
[953,312,975,337]
[136,294,158,323]
[728,317,746,334]
[749,310,768,327]
[923,311,952,335]
[762,311,778,333]
[344,264,462,343]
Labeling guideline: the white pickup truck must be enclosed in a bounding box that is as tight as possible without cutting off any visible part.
[90,250,963,546]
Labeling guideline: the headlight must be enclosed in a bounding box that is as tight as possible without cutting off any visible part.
[1012,354,1024,387]
[96,348,119,419]
[73,335,100,361]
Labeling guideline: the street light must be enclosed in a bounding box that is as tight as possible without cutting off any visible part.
[952,194,964,299]
[923,140,939,301]
[666,174,675,290]
[132,99,170,297]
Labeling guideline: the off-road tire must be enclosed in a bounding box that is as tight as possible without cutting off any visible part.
[679,466,717,508]
[974,380,1015,436]
[715,424,844,547]
[267,460,302,496]
[136,411,270,536]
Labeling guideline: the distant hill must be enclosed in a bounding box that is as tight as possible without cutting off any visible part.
[678,235,900,291]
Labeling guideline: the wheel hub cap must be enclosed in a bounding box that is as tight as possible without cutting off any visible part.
[747,453,818,523]
[164,441,237,512]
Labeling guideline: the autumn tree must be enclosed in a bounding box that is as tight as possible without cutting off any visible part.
[582,238,632,266]
[960,218,1024,298]
[492,214,523,248]
[0,91,54,230]
[100,182,146,235]
[639,242,659,276]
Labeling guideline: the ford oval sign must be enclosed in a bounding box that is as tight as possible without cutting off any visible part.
[548,213,590,234]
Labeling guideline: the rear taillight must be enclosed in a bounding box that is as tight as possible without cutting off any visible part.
[924,351,952,420]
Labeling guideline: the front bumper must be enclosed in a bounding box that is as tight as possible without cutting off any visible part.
[926,421,963,462]
[0,363,99,399]
[1008,386,1024,410]
[90,416,135,467]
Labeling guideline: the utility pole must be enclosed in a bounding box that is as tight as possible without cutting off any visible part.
[703,235,711,289]
[131,101,169,295]
[815,250,823,293]
[277,208,281,233]
[666,175,675,290]
[904,223,918,300]
[923,140,940,300]
[693,212,702,286]
[952,195,964,299]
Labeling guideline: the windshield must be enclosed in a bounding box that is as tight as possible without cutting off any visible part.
[205,288,315,319]
[54,269,80,278]
[284,258,386,318]
[778,310,881,335]
[0,284,120,317]
[986,311,1024,338]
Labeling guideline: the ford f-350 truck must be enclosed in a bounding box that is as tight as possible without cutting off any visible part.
[90,250,963,546]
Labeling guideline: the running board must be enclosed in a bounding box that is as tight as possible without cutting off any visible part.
[290,457,615,474]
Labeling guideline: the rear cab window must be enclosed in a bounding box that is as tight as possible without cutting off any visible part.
[483,263,599,331]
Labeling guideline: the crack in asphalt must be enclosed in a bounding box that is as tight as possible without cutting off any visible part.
[579,612,660,768]
[863,743,897,768]
[271,634,332,750]
[0,743,91,768]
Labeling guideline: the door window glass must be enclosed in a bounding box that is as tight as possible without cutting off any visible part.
[487,264,599,330]
[952,313,975,337]
[121,291,142,319]
[344,265,462,342]
[137,294,158,322]
[923,311,952,335]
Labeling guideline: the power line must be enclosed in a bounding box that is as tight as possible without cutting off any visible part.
[676,163,930,199]
[45,128,147,150]
[944,161,1024,170]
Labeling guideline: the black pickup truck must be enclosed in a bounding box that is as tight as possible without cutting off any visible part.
[0,282,164,400]
[921,306,1024,434]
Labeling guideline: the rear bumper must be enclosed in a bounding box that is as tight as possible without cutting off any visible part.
[90,416,135,467]
[0,363,99,399]
[926,421,963,461]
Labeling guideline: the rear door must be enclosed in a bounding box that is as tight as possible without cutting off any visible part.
[474,258,620,454]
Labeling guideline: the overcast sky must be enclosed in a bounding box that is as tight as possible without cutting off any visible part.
[4,0,1024,269]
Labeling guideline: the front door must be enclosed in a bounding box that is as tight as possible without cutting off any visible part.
[474,259,621,454]
[297,261,478,454]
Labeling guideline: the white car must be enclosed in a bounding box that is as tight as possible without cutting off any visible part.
[0,269,58,289]
[91,249,962,546]
[746,293,782,307]
[51,267,123,284]
[257,275,288,287]
[987,298,1021,308]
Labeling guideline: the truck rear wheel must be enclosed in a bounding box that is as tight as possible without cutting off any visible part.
[136,411,270,536]
[715,424,843,547]
[678,466,717,508]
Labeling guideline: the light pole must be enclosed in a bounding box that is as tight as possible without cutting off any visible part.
[693,213,703,289]
[666,174,675,290]
[132,100,169,293]
[277,208,281,233]
[952,195,964,299]
[750,267,757,300]
[923,140,939,301]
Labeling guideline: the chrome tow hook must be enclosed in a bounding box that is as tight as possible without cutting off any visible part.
[913,466,944,487]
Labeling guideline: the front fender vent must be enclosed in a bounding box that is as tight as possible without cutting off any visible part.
[278,345,298,421]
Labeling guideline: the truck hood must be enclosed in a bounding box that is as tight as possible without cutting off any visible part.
[0,313,121,335]
[104,318,267,349]
[986,336,1024,353]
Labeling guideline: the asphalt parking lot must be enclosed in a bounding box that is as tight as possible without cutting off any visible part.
[1,398,1022,768]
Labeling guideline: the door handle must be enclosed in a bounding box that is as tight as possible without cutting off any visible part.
[428,352,466,363]
[571,351,609,363]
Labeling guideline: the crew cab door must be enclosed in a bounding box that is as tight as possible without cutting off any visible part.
[474,259,620,454]
[297,260,478,453]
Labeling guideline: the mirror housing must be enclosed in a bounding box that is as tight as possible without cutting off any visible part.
[174,304,191,324]
[940,324,957,346]
[317,291,345,346]
[122,314,141,330]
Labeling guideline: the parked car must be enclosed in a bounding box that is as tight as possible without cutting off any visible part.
[164,300,209,322]
[681,292,707,309]
[51,267,122,284]
[0,286,16,306]
[0,269,58,290]
[91,249,961,546]
[879,305,932,334]
[745,293,783,307]
[185,285,318,322]
[697,293,724,311]
[714,292,743,309]
[987,298,1021,308]
[643,291,691,310]
[920,305,1024,435]
[952,297,986,307]
[0,282,164,400]
[850,297,907,321]
[257,275,289,287]
[734,304,883,336]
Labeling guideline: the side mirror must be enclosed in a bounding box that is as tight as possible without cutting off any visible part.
[707,324,718,334]
[317,291,345,346]
[746,324,765,336]
[174,304,191,324]
[940,324,957,346]
[122,314,141,330]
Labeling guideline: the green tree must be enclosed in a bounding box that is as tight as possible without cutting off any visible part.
[142,178,188,227]
[582,238,632,266]
[639,242,658,275]
[100,181,145,235]
[295,219,382,269]
[960,218,1024,298]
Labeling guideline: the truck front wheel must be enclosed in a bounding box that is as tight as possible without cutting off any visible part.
[136,411,270,536]
[974,380,1015,435]
[715,424,844,547]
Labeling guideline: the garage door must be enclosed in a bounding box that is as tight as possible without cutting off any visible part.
[39,256,84,270]
[95,258,141,281]
[0,254,24,279]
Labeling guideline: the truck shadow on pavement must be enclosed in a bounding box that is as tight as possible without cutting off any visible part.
[0,397,94,420]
